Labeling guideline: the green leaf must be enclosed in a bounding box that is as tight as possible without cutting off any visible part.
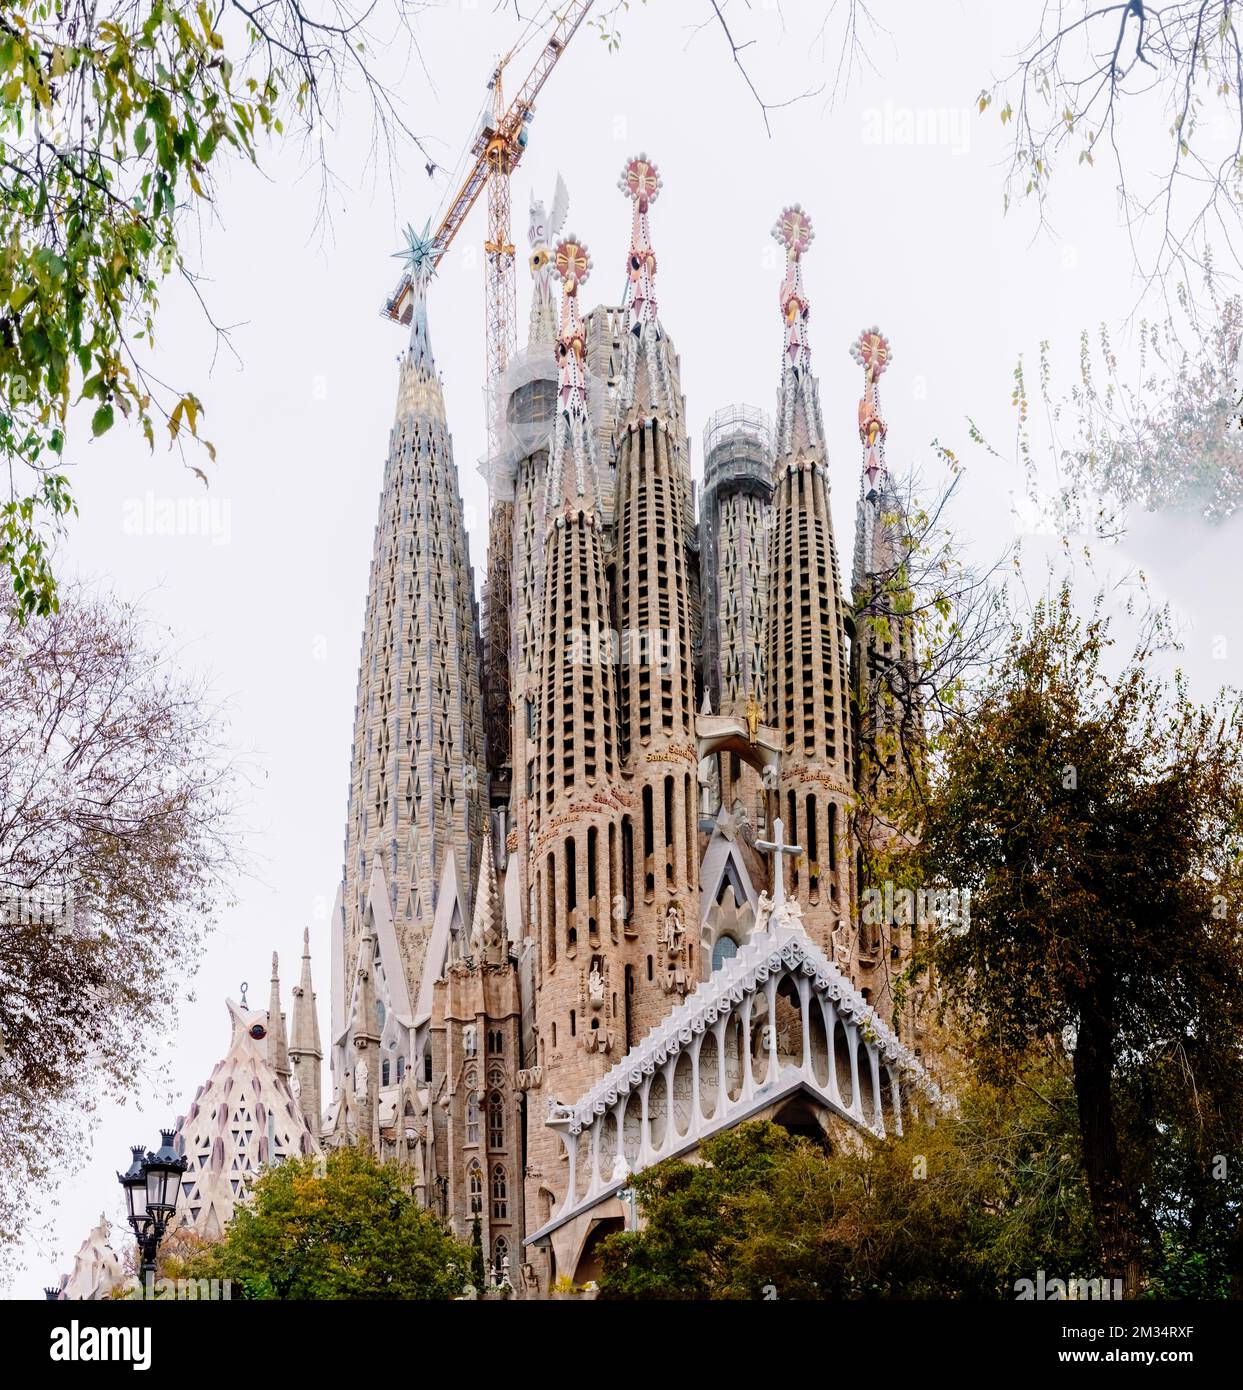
[91,403,114,437]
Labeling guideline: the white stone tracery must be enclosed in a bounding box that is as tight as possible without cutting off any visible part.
[528,898,943,1244]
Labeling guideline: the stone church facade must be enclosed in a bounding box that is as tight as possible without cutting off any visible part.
[52,157,946,1305]
[311,155,944,1296]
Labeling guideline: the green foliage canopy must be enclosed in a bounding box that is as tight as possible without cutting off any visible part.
[185,1147,474,1300]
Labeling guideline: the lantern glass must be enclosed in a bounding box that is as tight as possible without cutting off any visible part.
[118,1145,149,1227]
[144,1129,185,1217]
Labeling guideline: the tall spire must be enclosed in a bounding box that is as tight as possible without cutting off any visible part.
[617,153,676,419]
[527,175,569,348]
[267,951,291,1080]
[290,927,322,1135]
[851,326,893,496]
[545,234,600,520]
[333,212,486,1108]
[772,204,824,456]
[395,220,439,371]
[468,824,501,964]
[765,201,854,951]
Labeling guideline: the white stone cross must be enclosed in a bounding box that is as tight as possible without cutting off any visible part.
[757,817,801,908]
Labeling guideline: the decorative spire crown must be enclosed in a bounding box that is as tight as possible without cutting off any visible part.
[771,204,823,456]
[619,153,662,333]
[850,326,893,494]
[617,153,678,419]
[393,219,439,369]
[553,235,590,412]
[544,235,600,522]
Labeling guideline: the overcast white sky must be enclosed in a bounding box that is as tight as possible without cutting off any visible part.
[14,0,1243,1293]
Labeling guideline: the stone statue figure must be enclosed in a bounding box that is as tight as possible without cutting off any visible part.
[588,964,605,1007]
[744,690,761,743]
[662,903,685,952]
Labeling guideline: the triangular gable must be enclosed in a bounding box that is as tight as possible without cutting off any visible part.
[364,859,413,1023]
[333,863,414,1051]
[415,854,464,1026]
[698,821,757,923]
[503,851,524,947]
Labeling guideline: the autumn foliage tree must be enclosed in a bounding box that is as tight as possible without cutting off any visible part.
[920,585,1243,1297]
[597,1073,1099,1301]
[0,1,429,619]
[0,576,237,1270]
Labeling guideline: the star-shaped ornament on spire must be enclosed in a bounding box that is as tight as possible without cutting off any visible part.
[393,219,440,282]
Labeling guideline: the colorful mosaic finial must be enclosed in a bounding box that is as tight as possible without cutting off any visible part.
[552,235,591,413]
[619,153,662,333]
[547,235,598,511]
[850,325,893,490]
[773,204,814,380]
[771,204,822,455]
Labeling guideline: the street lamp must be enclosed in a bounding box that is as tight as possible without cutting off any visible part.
[117,1130,187,1292]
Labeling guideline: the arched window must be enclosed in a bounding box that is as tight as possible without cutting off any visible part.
[492,1234,510,1280]
[468,1163,483,1215]
[488,1090,504,1149]
[488,1028,503,1055]
[491,1164,508,1220]
[712,935,739,971]
[466,1091,480,1146]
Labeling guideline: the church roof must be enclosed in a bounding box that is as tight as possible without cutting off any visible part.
[548,902,943,1137]
[174,997,320,1240]
[56,1213,125,1301]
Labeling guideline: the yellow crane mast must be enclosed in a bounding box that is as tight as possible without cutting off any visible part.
[383,0,597,460]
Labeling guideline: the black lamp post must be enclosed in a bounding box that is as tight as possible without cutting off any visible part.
[117,1130,187,1292]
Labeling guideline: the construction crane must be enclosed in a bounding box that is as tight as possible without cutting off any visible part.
[383,0,597,458]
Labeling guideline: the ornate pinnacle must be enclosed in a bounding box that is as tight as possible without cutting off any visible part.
[772,204,815,260]
[546,235,599,516]
[620,153,662,332]
[553,235,591,296]
[618,152,662,209]
[771,204,822,455]
[850,325,893,489]
[394,219,439,364]
[553,236,591,415]
[773,204,814,379]
[849,325,893,384]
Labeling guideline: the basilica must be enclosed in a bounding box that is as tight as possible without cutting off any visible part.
[54,156,944,1301]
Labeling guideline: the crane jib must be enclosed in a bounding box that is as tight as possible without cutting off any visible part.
[381,0,596,326]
